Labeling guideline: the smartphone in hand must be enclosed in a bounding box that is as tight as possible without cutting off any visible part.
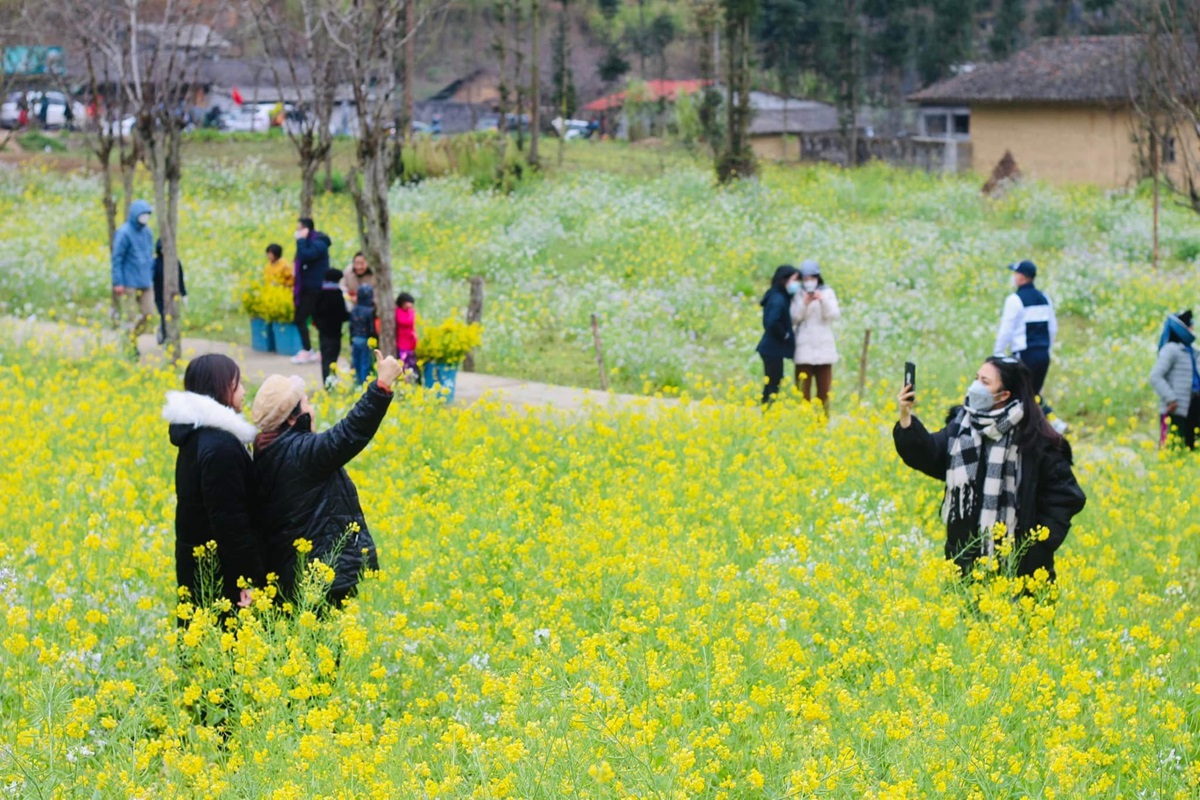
[904,361,916,400]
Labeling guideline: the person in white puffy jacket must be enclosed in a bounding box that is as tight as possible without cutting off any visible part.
[790,259,840,412]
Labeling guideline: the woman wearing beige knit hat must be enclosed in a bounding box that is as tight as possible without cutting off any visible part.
[251,350,404,607]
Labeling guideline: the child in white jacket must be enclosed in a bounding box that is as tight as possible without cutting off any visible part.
[791,259,841,412]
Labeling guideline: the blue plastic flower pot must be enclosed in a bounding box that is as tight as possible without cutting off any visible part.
[422,361,459,402]
[250,317,275,352]
[272,322,303,357]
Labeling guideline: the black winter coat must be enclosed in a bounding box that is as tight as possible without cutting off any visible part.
[893,408,1087,580]
[756,288,795,360]
[295,232,332,291]
[253,382,392,603]
[165,392,263,606]
[313,285,349,337]
[153,254,186,308]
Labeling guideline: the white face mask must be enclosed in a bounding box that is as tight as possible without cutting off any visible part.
[802,279,819,292]
[136,213,151,226]
[965,380,997,412]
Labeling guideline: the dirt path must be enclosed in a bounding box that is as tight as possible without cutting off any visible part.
[1,317,659,413]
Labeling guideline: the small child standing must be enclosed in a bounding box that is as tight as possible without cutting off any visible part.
[395,292,418,377]
[349,284,377,385]
[313,267,349,387]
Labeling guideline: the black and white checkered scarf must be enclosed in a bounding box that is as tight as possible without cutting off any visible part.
[942,401,1024,553]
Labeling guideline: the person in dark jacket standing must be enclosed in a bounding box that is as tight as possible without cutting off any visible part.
[291,216,333,365]
[756,265,801,404]
[894,356,1086,582]
[349,284,377,385]
[251,351,404,608]
[313,267,350,387]
[163,354,263,611]
[152,238,187,346]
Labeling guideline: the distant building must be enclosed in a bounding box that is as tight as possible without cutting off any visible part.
[910,36,1190,187]
[581,79,711,114]
[747,98,841,161]
[135,24,232,57]
[427,69,501,107]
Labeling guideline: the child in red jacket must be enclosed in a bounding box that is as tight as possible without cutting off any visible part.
[395,292,418,376]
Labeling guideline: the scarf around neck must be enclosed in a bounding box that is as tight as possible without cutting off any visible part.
[942,400,1024,555]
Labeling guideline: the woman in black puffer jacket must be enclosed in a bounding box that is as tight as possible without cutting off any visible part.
[164,354,263,610]
[251,350,403,608]
[893,356,1086,582]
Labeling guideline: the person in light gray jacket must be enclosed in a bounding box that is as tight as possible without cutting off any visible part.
[1150,310,1198,450]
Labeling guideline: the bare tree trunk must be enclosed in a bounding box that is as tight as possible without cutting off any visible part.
[358,147,396,356]
[299,135,318,218]
[98,144,118,247]
[529,0,541,166]
[495,0,511,168]
[463,275,484,371]
[149,125,184,360]
[513,0,526,153]
[637,0,646,77]
[1152,129,1160,269]
[403,0,415,148]
[120,135,139,217]
[557,0,568,166]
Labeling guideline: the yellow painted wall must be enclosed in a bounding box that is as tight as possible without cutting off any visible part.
[970,103,1144,188]
[750,134,801,161]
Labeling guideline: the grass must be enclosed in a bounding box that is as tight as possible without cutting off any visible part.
[1,139,1197,438]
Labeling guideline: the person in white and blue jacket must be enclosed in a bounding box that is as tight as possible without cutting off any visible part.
[994,260,1061,426]
[1151,310,1199,450]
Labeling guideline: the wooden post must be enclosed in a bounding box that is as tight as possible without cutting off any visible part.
[463,275,484,372]
[591,313,610,391]
[1152,129,1160,270]
[856,328,871,400]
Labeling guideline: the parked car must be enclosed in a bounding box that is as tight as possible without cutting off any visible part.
[0,91,86,130]
[474,113,530,133]
[221,105,273,133]
[101,116,137,138]
[553,117,593,140]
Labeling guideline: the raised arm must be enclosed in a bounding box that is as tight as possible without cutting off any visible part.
[292,352,403,475]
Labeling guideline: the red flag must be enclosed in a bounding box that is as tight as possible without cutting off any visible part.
[232,87,244,105]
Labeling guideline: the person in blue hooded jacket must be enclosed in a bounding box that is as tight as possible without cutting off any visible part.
[111,199,155,358]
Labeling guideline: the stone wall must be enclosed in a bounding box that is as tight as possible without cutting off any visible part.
[793,133,973,174]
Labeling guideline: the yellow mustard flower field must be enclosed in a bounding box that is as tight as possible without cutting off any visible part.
[1,327,1199,798]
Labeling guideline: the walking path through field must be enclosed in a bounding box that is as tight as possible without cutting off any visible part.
[0,317,658,413]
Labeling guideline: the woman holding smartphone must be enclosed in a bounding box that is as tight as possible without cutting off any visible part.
[893,356,1086,582]
[790,259,840,413]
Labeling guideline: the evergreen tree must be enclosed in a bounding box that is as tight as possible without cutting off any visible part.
[914,0,975,84]
[989,0,1025,59]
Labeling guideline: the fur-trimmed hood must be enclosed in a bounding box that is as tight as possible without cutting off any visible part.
[164,391,257,446]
